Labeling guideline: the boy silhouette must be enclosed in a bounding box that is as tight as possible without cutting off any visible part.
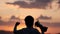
[14,16,40,34]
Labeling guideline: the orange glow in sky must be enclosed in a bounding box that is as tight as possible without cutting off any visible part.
[0,0,60,33]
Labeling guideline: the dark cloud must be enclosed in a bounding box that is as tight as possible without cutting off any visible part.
[0,20,15,26]
[6,0,53,9]
[0,16,4,25]
[0,19,7,26]
[41,22,60,27]
[58,0,60,8]
[0,16,2,20]
[0,15,20,26]
[37,15,52,20]
[10,15,20,21]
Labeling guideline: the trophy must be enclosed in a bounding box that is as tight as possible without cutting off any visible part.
[35,20,48,32]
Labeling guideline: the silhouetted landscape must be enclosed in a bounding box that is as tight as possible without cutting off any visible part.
[0,30,60,34]
[0,30,13,34]
[0,30,30,34]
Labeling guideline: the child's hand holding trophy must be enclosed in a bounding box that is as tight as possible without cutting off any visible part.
[35,19,48,32]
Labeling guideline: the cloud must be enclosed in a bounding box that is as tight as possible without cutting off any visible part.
[0,16,4,25]
[41,22,60,27]
[0,15,20,26]
[0,20,15,26]
[10,15,20,21]
[0,20,7,26]
[6,0,53,9]
[58,0,60,8]
[37,15,52,20]
[0,16,2,20]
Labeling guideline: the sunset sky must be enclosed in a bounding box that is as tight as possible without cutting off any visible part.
[0,0,60,33]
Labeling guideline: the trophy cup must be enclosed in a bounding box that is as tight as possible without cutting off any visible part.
[35,20,48,32]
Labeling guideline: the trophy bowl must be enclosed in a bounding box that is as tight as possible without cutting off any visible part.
[41,26,48,32]
[35,21,48,32]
